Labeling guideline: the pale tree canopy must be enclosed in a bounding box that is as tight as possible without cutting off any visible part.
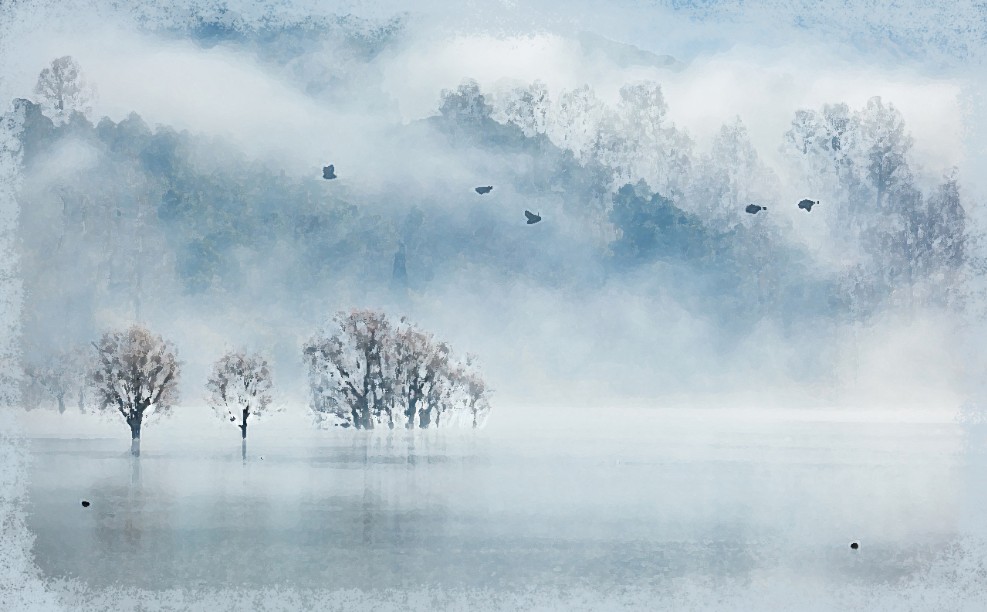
[304,310,491,430]
[33,56,96,125]
[89,325,180,455]
[304,309,395,430]
[206,350,273,438]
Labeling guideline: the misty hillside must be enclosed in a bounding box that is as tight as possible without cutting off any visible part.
[2,11,976,406]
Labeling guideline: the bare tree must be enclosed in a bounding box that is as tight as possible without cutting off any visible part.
[90,326,180,456]
[34,56,96,125]
[206,351,273,460]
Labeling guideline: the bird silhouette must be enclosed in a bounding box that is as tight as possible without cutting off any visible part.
[798,198,819,212]
[81,500,90,508]
[745,204,767,214]
[322,164,337,180]
[525,210,542,225]
[475,186,493,194]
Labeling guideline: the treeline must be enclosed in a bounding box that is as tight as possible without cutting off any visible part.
[7,54,975,397]
[26,310,490,457]
[452,78,970,315]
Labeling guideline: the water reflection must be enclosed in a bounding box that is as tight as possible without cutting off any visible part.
[26,421,968,592]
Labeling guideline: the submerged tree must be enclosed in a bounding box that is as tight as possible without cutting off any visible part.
[449,354,491,429]
[33,56,95,125]
[392,321,450,429]
[304,310,490,429]
[304,310,395,429]
[206,351,273,460]
[90,325,180,456]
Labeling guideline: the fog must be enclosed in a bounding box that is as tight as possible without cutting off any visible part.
[2,0,987,609]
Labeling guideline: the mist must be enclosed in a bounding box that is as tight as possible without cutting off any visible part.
[3,0,987,609]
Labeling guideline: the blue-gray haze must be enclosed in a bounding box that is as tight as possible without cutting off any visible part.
[3,1,987,608]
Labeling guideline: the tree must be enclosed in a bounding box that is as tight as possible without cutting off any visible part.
[439,79,493,126]
[303,310,394,430]
[33,56,95,125]
[856,96,913,211]
[89,325,180,456]
[689,118,777,230]
[23,347,88,413]
[449,354,491,429]
[786,98,967,311]
[304,310,491,430]
[392,320,450,429]
[552,85,606,161]
[614,81,695,198]
[206,351,273,460]
[497,80,552,137]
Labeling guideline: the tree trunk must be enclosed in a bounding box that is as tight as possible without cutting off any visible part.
[130,419,141,457]
[241,409,248,461]
[405,394,417,430]
[56,393,65,414]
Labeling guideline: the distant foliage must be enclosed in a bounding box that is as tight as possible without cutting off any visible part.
[206,351,273,439]
[439,79,493,126]
[89,325,181,455]
[784,96,968,310]
[303,310,491,429]
[33,56,96,125]
[23,347,88,413]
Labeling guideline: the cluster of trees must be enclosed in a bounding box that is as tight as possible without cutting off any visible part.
[24,311,489,458]
[783,98,967,312]
[474,77,970,314]
[304,310,489,430]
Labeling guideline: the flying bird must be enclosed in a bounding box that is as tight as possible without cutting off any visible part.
[475,186,493,194]
[745,204,767,214]
[798,198,819,212]
[525,210,542,225]
[322,164,337,180]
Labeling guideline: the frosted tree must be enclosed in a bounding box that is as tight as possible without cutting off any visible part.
[439,79,493,126]
[588,108,631,186]
[783,102,866,251]
[497,80,552,137]
[786,97,967,310]
[303,310,395,429]
[33,56,96,125]
[304,310,491,429]
[89,325,180,456]
[206,351,273,460]
[449,354,491,429]
[690,118,777,230]
[552,85,607,161]
[856,96,913,211]
[23,347,88,413]
[392,320,450,429]
[616,81,683,195]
